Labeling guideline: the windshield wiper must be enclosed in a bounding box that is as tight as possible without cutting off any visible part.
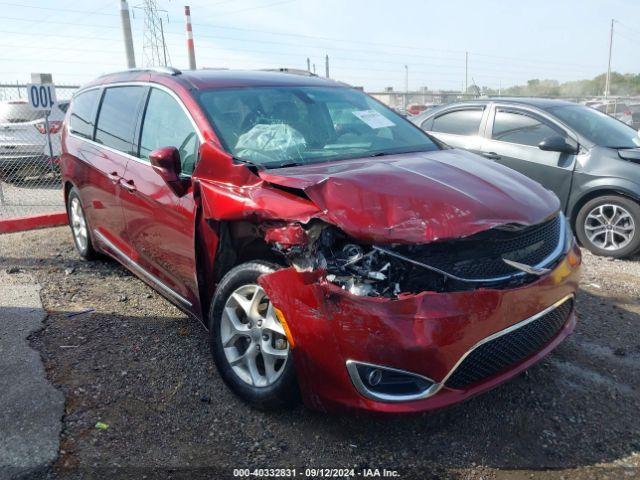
[232,156,264,171]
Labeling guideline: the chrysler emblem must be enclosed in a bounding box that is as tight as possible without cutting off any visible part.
[502,258,551,276]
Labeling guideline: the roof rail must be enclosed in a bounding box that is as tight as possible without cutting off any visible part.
[99,67,182,78]
[260,68,317,77]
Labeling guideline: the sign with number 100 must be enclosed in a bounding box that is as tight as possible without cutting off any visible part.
[27,83,57,111]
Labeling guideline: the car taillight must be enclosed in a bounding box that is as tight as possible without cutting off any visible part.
[34,120,63,134]
[49,121,63,134]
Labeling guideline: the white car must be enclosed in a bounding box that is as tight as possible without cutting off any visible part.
[0,99,68,182]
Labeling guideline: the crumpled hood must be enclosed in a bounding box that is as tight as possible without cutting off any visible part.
[259,149,560,243]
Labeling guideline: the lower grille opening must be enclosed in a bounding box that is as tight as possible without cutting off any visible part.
[445,297,574,390]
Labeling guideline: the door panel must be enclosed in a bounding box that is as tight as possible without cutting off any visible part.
[482,107,576,208]
[121,87,200,309]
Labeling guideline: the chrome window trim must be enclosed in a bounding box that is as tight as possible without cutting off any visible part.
[67,81,204,173]
[93,230,192,308]
[346,293,574,403]
[374,212,567,285]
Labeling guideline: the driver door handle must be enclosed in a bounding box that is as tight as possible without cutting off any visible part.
[119,178,136,192]
[481,151,501,160]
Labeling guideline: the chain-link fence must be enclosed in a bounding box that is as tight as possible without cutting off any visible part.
[0,83,78,219]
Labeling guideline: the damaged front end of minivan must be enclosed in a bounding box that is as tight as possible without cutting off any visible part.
[195,150,582,413]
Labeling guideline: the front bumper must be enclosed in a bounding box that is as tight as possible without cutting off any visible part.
[259,243,581,414]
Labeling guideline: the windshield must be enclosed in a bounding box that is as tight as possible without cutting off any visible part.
[547,104,640,149]
[198,86,439,168]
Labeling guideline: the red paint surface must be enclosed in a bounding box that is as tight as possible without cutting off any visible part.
[260,244,581,413]
[60,69,581,414]
[0,212,67,234]
[259,150,560,243]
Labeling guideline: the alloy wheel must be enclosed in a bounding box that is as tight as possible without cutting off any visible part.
[220,284,289,387]
[584,203,636,251]
[70,196,88,252]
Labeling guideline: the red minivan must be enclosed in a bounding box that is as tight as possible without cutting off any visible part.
[60,68,581,413]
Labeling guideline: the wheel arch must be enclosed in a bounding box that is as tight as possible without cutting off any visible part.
[569,186,640,231]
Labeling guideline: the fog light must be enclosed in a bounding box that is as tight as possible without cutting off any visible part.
[346,360,437,402]
[367,368,383,386]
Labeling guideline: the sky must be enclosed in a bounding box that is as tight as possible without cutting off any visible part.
[1,0,640,92]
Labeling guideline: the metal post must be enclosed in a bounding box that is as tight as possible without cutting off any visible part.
[120,0,136,68]
[160,18,168,66]
[185,6,197,70]
[404,65,408,111]
[325,54,329,78]
[307,57,311,72]
[605,19,614,99]
[465,51,469,97]
[43,110,56,178]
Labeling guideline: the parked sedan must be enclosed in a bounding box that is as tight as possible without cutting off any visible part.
[61,69,580,413]
[412,98,640,258]
[0,99,67,182]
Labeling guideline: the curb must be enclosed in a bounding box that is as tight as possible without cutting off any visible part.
[0,212,67,234]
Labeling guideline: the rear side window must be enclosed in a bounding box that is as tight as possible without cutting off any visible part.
[95,86,146,154]
[69,90,100,139]
[431,108,483,135]
[139,88,199,174]
[492,110,558,147]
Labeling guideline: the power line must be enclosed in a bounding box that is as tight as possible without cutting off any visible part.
[0,4,603,70]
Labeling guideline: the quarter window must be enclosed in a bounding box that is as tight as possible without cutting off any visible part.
[69,89,100,139]
[431,109,483,136]
[492,110,558,147]
[139,89,199,174]
[95,86,146,154]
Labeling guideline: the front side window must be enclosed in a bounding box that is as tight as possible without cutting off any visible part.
[139,89,199,174]
[69,89,100,139]
[95,86,146,154]
[492,110,558,147]
[198,86,439,168]
[431,108,483,136]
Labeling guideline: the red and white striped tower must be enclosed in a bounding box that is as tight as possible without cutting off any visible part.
[185,6,196,70]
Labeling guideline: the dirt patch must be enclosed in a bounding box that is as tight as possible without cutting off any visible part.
[1,227,639,479]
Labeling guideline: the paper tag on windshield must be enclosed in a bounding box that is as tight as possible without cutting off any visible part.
[352,110,395,129]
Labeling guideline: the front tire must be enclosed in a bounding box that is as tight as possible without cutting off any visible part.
[575,195,640,258]
[67,187,97,260]
[209,261,298,410]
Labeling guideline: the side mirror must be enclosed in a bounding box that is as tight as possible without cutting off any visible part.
[538,135,579,155]
[149,146,188,196]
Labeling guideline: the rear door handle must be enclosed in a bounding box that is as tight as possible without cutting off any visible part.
[119,178,136,192]
[481,151,501,160]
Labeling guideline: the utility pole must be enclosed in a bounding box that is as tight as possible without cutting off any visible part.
[160,18,168,66]
[605,19,614,99]
[404,64,408,110]
[465,51,469,96]
[325,54,329,78]
[120,0,136,68]
[307,57,311,72]
[185,6,196,69]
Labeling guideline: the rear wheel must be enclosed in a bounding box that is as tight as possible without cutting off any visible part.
[575,195,640,258]
[209,261,298,410]
[67,187,97,260]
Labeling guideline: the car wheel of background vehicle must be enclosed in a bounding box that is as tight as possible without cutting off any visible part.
[209,261,299,410]
[576,195,640,258]
[67,187,97,260]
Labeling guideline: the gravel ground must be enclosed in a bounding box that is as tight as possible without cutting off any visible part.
[1,226,639,480]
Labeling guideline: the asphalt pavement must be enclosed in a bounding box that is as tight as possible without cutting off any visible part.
[0,270,64,479]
